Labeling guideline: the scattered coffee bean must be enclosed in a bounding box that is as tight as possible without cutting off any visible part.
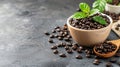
[64,46,69,50]
[55,26,60,29]
[53,50,59,54]
[64,37,70,41]
[44,31,50,35]
[86,54,92,58]
[109,58,117,63]
[56,28,61,32]
[115,27,119,30]
[76,48,82,53]
[93,59,100,65]
[66,49,73,54]
[56,43,62,47]
[76,55,82,59]
[48,39,54,43]
[106,62,113,67]
[52,30,56,33]
[58,36,63,40]
[51,45,57,49]
[59,53,67,58]
[72,45,77,50]
[50,34,55,38]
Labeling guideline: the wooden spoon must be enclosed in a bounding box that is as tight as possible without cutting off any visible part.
[94,39,120,58]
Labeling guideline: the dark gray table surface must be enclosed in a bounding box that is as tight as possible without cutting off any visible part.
[0,0,119,67]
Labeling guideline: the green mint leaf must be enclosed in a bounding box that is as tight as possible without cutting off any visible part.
[72,12,87,19]
[106,0,112,3]
[89,9,99,16]
[92,16,107,25]
[79,3,90,13]
[92,0,106,12]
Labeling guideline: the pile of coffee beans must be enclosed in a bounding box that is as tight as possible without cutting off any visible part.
[95,42,117,54]
[104,11,120,22]
[44,24,120,67]
[69,13,110,30]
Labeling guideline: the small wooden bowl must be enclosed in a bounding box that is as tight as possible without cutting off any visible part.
[94,39,120,58]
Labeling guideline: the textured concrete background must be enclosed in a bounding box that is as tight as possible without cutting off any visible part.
[0,0,119,67]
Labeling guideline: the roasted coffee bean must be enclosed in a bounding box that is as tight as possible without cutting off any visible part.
[109,58,117,63]
[54,34,58,38]
[93,59,100,65]
[66,49,73,54]
[51,46,57,49]
[76,48,82,53]
[56,28,61,32]
[52,30,56,33]
[72,45,77,50]
[64,46,69,50]
[53,50,59,54]
[48,39,54,43]
[76,55,82,59]
[44,31,50,35]
[86,54,92,58]
[56,43,62,47]
[115,27,119,30]
[106,62,113,67]
[64,37,70,41]
[50,34,55,38]
[55,26,60,29]
[59,53,66,57]
[61,42,66,47]
[58,36,63,40]
[67,35,72,38]
[66,43,72,47]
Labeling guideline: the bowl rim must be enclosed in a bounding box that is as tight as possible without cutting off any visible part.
[67,13,113,32]
[106,3,120,7]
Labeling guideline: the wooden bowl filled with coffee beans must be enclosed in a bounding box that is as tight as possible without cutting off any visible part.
[94,39,120,58]
[67,1,113,46]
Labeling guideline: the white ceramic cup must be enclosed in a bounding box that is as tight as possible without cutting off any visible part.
[105,3,120,14]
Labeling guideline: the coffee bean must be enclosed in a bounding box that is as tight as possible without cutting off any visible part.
[61,42,66,47]
[54,34,58,38]
[66,49,73,54]
[50,34,54,38]
[76,48,82,53]
[86,54,92,58]
[93,59,100,65]
[55,26,60,29]
[109,58,117,63]
[51,45,57,49]
[106,62,113,67]
[115,27,119,30]
[64,46,69,50]
[58,36,63,40]
[64,37,70,41]
[66,43,72,47]
[59,53,66,57]
[56,43,62,47]
[52,30,56,33]
[48,39,54,43]
[53,50,59,54]
[76,55,82,59]
[72,45,77,50]
[56,28,61,32]
[44,31,50,35]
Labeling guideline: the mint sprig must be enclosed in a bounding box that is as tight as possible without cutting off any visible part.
[72,0,107,25]
[93,16,107,25]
